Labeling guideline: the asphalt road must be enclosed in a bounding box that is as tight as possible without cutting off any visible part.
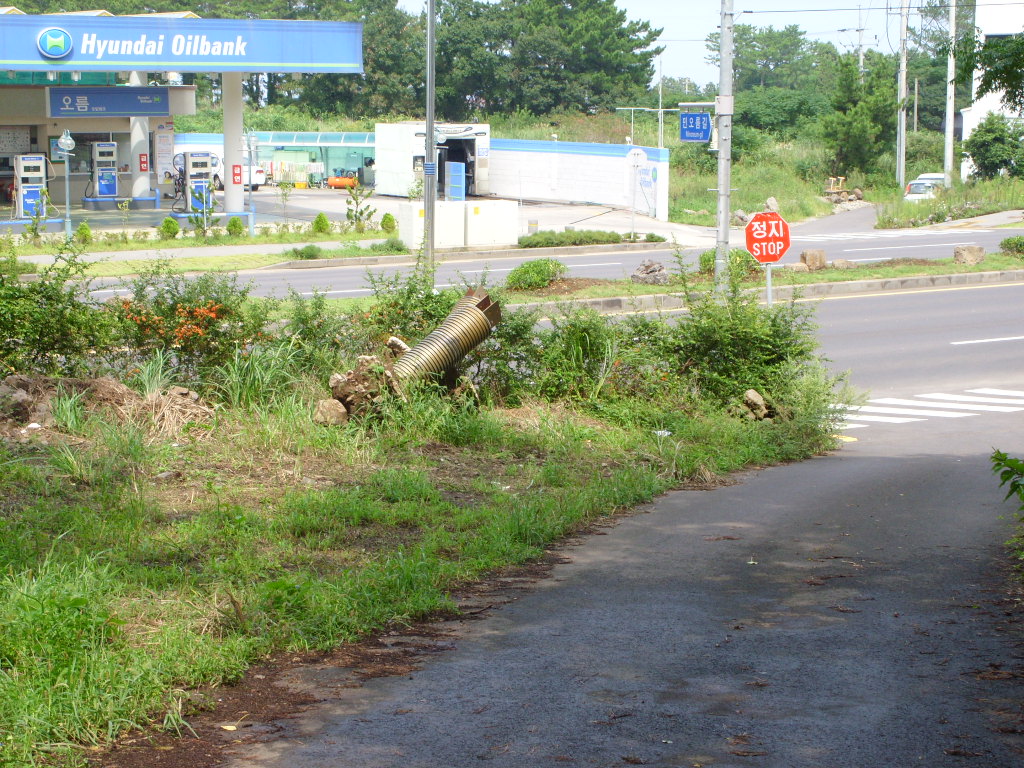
[219,285,1024,767]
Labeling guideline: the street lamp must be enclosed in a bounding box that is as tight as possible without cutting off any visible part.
[56,130,75,240]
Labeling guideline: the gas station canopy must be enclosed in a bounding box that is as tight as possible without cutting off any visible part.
[0,12,363,74]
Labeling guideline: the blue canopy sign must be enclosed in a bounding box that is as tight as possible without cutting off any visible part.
[0,15,362,73]
[680,112,713,143]
[48,87,170,118]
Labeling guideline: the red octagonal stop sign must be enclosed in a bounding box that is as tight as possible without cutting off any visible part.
[744,211,791,263]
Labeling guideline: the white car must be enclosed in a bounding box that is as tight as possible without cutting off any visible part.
[904,180,938,202]
[212,156,264,192]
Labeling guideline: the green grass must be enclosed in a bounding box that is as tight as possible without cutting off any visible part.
[877,178,1024,228]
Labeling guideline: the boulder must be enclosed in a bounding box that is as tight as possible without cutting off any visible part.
[785,262,810,272]
[953,245,985,265]
[733,210,750,225]
[631,259,670,285]
[743,389,769,420]
[852,188,864,200]
[313,398,349,425]
[830,259,857,270]
[765,196,780,212]
[801,249,827,271]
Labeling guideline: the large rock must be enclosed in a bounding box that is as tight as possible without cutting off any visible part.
[743,389,769,420]
[785,262,810,272]
[830,259,857,270]
[631,259,670,285]
[953,245,985,265]
[801,249,827,271]
[313,398,349,425]
[765,196,780,212]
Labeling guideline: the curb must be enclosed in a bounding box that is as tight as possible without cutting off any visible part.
[507,269,1024,316]
[267,240,671,270]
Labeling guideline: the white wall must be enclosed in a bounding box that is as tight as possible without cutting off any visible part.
[487,139,671,222]
[960,5,1024,178]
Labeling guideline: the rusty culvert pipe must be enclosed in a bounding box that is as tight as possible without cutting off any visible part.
[391,287,501,384]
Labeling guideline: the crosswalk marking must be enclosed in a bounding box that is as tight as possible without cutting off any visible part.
[968,388,1024,398]
[869,397,1022,413]
[847,405,972,418]
[838,387,1024,433]
[916,392,1024,406]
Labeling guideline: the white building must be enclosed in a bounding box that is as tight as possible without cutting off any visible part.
[959,4,1024,177]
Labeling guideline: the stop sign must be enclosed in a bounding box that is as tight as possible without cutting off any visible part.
[744,211,791,263]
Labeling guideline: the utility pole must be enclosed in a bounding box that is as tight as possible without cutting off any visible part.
[896,0,909,189]
[914,78,919,132]
[944,0,957,188]
[423,0,437,268]
[658,58,664,150]
[714,0,735,290]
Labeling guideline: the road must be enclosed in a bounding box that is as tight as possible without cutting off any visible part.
[211,283,1024,768]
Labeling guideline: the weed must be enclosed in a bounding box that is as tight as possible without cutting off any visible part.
[506,258,568,290]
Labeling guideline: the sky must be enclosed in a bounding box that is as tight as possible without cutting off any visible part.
[395,0,926,86]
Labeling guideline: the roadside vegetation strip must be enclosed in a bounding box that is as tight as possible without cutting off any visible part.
[0,250,849,766]
[876,178,1024,229]
[992,450,1024,571]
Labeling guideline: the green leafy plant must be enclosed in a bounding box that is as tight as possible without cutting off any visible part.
[345,183,378,233]
[1000,235,1024,255]
[187,188,221,238]
[276,181,295,221]
[518,229,622,248]
[226,216,246,237]
[380,212,397,234]
[74,221,93,245]
[290,244,323,260]
[311,212,332,234]
[117,199,131,243]
[506,258,568,290]
[697,248,760,284]
[158,216,180,240]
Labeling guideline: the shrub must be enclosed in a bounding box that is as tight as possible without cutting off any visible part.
[73,221,93,245]
[311,212,331,234]
[1000,235,1024,255]
[363,259,461,343]
[518,229,623,248]
[697,248,760,283]
[0,245,115,375]
[369,238,407,253]
[226,216,246,237]
[158,217,180,240]
[111,261,274,380]
[506,258,568,290]
[291,244,323,260]
[645,232,667,243]
[380,212,397,234]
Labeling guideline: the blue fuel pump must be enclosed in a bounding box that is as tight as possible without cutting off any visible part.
[13,154,49,219]
[91,142,118,198]
[184,151,213,212]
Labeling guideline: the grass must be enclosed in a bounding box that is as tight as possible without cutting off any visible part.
[877,178,1024,228]
[0,379,840,767]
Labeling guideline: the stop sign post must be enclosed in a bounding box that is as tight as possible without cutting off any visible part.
[744,211,791,305]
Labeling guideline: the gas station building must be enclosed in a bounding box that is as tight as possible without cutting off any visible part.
[0,8,362,224]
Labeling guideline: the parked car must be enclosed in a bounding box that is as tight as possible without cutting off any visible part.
[904,180,938,202]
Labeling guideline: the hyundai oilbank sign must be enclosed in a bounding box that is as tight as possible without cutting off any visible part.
[1,15,363,73]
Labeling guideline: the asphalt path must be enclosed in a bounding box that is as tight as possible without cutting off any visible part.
[222,285,1024,767]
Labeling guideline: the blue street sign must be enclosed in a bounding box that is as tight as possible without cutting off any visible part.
[48,87,170,118]
[424,162,437,177]
[680,112,713,142]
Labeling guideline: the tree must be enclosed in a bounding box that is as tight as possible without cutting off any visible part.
[706,25,813,91]
[962,112,1023,178]
[819,52,897,173]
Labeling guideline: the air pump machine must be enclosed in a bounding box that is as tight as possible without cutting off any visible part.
[13,154,49,218]
[183,151,213,212]
[92,142,118,198]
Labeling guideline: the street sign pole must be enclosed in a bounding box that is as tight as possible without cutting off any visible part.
[766,263,773,306]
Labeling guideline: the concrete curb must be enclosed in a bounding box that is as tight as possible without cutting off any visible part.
[507,269,1024,316]
[267,240,670,270]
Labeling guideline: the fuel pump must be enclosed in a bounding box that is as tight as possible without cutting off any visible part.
[91,141,118,198]
[183,151,213,213]
[13,154,49,219]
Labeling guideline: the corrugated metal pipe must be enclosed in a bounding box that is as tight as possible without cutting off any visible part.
[391,287,501,384]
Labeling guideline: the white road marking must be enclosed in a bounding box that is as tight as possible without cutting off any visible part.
[870,398,1023,413]
[842,414,925,423]
[794,229,992,242]
[968,388,1024,398]
[951,335,1024,346]
[848,405,973,418]
[842,242,975,253]
[838,423,869,430]
[916,393,1024,406]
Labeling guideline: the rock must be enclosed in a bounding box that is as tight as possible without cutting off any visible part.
[165,385,200,401]
[765,197,780,212]
[852,188,864,200]
[785,263,810,272]
[801,249,827,271]
[733,210,750,225]
[313,398,349,425]
[0,386,34,421]
[631,259,670,285]
[953,245,985,265]
[830,259,857,269]
[329,355,399,417]
[743,389,769,419]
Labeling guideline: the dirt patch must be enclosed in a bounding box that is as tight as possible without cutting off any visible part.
[522,277,612,297]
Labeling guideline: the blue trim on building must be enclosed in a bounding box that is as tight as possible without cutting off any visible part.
[491,138,668,163]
